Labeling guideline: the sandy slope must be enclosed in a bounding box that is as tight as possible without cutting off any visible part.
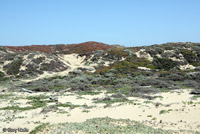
[20,53,111,82]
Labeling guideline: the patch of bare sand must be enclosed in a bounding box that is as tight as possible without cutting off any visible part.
[20,54,96,83]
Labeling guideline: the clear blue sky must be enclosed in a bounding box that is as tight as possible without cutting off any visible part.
[0,0,200,47]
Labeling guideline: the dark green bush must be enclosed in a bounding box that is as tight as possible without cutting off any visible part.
[31,85,50,92]
[0,71,9,81]
[0,71,4,77]
[69,76,93,91]
[184,72,200,80]
[40,61,67,72]
[3,59,23,75]
[153,57,177,70]
[32,57,45,64]
[106,48,129,59]
[40,63,49,71]
[182,80,199,89]
[166,74,184,81]
[130,85,158,94]
[4,53,18,60]
[135,78,171,89]
[181,49,199,66]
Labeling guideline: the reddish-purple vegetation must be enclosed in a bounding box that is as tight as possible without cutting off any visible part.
[6,41,113,55]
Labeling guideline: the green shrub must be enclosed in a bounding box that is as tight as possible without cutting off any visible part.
[136,78,171,89]
[70,76,93,91]
[166,74,184,81]
[153,57,177,70]
[185,72,200,80]
[146,64,157,69]
[123,49,136,56]
[95,57,154,76]
[113,78,131,85]
[32,57,45,64]
[181,49,198,65]
[182,80,199,89]
[40,63,50,71]
[3,59,23,75]
[159,110,167,114]
[130,86,158,94]
[0,71,5,78]
[0,71,9,81]
[107,48,129,59]
[0,46,7,52]
[30,123,49,134]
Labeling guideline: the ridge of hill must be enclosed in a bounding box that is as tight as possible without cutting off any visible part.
[5,41,113,54]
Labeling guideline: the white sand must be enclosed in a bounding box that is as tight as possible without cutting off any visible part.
[156,54,162,58]
[135,49,153,62]
[0,89,200,133]
[179,64,195,70]
[0,67,6,74]
[138,67,151,71]
[62,54,93,71]
[3,60,12,66]
[163,50,175,54]
[170,53,185,62]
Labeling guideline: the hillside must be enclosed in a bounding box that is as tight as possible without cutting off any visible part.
[0,41,200,133]
[1,42,200,83]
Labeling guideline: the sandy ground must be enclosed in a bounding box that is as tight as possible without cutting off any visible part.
[0,89,200,133]
[135,49,154,62]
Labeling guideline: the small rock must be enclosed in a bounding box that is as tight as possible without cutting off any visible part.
[21,88,34,93]
[190,89,200,95]
[155,102,161,108]
[40,105,58,114]
[49,96,58,102]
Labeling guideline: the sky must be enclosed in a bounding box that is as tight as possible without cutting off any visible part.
[0,0,200,47]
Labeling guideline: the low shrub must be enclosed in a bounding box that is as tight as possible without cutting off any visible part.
[181,49,197,65]
[166,74,184,81]
[111,92,124,98]
[185,72,200,80]
[182,80,200,89]
[130,86,158,94]
[133,76,173,89]
[32,57,45,64]
[31,85,50,92]
[123,49,136,56]
[113,78,131,85]
[4,53,18,60]
[152,57,177,70]
[3,59,23,75]
[0,71,9,81]
[69,76,93,91]
[106,48,129,59]
[0,71,4,78]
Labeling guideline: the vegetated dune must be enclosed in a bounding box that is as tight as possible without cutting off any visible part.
[1,41,200,133]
